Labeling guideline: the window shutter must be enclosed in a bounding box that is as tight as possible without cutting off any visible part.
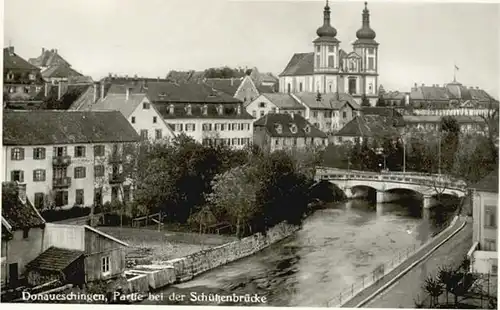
[20,148,25,160]
[33,170,37,181]
[11,171,15,181]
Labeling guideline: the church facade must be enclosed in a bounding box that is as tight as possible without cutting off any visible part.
[279,2,379,106]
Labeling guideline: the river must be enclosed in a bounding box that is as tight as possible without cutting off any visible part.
[141,198,456,307]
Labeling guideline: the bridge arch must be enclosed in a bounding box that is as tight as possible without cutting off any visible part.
[350,185,377,200]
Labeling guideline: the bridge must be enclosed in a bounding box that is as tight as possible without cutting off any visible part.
[314,167,468,209]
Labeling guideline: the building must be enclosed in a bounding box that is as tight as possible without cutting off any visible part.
[253,113,328,153]
[28,48,71,71]
[292,92,361,133]
[1,182,46,287]
[87,91,176,143]
[165,70,206,83]
[362,107,405,127]
[402,115,486,134]
[205,75,260,105]
[2,110,141,210]
[333,115,400,145]
[468,169,498,275]
[96,77,254,148]
[246,93,306,119]
[381,90,409,106]
[39,79,96,110]
[279,2,379,105]
[3,46,45,107]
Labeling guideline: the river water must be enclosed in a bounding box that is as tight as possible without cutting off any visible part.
[142,198,455,307]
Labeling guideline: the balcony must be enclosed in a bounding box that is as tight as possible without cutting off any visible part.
[52,155,71,166]
[108,173,125,184]
[108,153,123,164]
[53,177,71,188]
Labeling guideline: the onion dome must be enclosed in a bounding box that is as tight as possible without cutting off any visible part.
[356,2,376,40]
[316,1,337,38]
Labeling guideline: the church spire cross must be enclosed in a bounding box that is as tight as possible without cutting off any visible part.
[362,2,370,26]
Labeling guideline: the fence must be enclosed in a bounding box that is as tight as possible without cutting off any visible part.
[326,243,419,307]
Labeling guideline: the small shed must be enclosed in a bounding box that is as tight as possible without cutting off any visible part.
[25,247,85,286]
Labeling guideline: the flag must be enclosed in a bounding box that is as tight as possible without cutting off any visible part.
[455,65,460,71]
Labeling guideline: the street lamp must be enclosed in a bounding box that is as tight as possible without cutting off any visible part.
[402,135,406,174]
[375,147,387,172]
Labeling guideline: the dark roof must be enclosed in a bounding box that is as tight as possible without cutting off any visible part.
[166,70,206,83]
[294,92,361,110]
[254,113,327,138]
[471,169,498,193]
[3,110,140,145]
[44,84,92,110]
[42,64,83,79]
[362,107,405,127]
[257,84,278,93]
[2,182,45,231]
[4,47,40,71]
[261,93,305,110]
[204,78,243,96]
[279,53,314,76]
[28,49,71,68]
[156,102,254,120]
[26,247,84,272]
[335,115,400,137]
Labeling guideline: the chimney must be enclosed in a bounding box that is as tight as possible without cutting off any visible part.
[17,182,27,204]
[126,87,131,100]
[55,49,58,54]
[421,83,425,87]
[101,83,105,100]
[42,47,45,54]
[8,46,14,56]
[405,94,410,105]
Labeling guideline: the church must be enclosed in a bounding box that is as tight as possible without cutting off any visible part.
[279,1,379,106]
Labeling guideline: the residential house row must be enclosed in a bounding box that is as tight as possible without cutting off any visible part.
[1,182,128,288]
[2,110,140,210]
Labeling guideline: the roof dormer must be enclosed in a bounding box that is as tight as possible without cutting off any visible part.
[275,123,283,134]
[289,123,298,134]
[168,104,175,115]
[202,104,208,116]
[304,125,311,133]
[217,104,224,115]
[185,104,192,115]
[237,104,242,115]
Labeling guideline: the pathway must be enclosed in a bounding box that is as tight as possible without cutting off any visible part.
[341,216,468,308]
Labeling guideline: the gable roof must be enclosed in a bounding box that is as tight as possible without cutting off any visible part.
[471,169,498,193]
[28,49,71,68]
[254,113,327,138]
[41,63,83,79]
[335,115,400,137]
[257,84,278,94]
[279,53,314,76]
[3,110,140,146]
[26,247,84,272]
[166,70,206,83]
[346,51,362,59]
[293,92,361,110]
[92,93,147,118]
[261,93,304,110]
[156,102,253,120]
[204,78,243,96]
[2,182,45,231]
[4,47,40,71]
[84,225,129,247]
[43,84,92,110]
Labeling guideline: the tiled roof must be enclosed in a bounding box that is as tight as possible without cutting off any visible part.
[204,78,243,96]
[4,47,40,70]
[2,182,45,231]
[279,53,314,76]
[261,93,304,109]
[43,84,92,110]
[362,107,405,127]
[3,110,140,145]
[254,113,327,138]
[155,102,253,120]
[42,64,83,79]
[28,49,71,68]
[335,115,399,137]
[166,70,206,83]
[293,92,361,110]
[383,91,407,100]
[403,115,485,124]
[26,247,84,272]
[257,84,278,93]
[471,169,498,193]
[91,93,147,117]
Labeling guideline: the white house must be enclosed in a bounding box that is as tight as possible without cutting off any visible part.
[245,93,306,119]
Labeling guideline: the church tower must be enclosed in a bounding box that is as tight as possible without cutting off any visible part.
[313,0,340,93]
[352,2,379,105]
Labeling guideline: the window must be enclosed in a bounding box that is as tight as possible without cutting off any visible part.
[54,146,67,157]
[94,145,105,157]
[11,148,24,160]
[74,167,86,179]
[367,48,375,55]
[299,83,303,92]
[328,45,334,53]
[6,72,14,80]
[342,111,347,119]
[260,111,265,117]
[131,116,136,124]
[155,129,162,139]
[202,123,212,131]
[316,55,320,67]
[186,104,192,115]
[313,111,318,118]
[169,104,175,115]
[275,124,283,134]
[140,129,148,139]
[328,55,334,68]
[483,239,497,251]
[293,138,297,146]
[74,146,86,158]
[275,139,279,145]
[55,191,68,207]
[316,45,320,53]
[76,189,84,205]
[11,170,24,182]
[271,107,277,113]
[290,124,298,134]
[143,102,150,109]
[33,147,46,160]
[492,264,498,275]
[111,186,119,202]
[24,87,29,94]
[484,206,497,228]
[368,58,375,70]
[217,105,224,115]
[33,169,46,182]
[101,256,110,275]
[29,73,36,81]
[34,193,44,209]
[23,229,29,239]
[232,138,238,146]
[252,110,256,117]
[54,168,67,179]
[202,105,208,115]
[220,124,226,131]
[259,102,266,108]
[94,165,105,177]
[287,83,291,93]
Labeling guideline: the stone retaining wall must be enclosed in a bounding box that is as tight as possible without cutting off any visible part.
[128,222,299,291]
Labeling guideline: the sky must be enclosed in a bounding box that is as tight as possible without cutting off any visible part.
[4,0,500,98]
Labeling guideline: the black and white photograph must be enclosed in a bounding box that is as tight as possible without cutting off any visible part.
[1,0,499,308]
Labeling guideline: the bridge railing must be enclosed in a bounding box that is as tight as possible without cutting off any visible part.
[326,243,419,307]
[317,173,467,190]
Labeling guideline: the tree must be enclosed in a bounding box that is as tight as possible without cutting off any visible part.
[478,101,499,163]
[437,265,454,305]
[423,276,443,308]
[440,116,460,174]
[361,94,371,107]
